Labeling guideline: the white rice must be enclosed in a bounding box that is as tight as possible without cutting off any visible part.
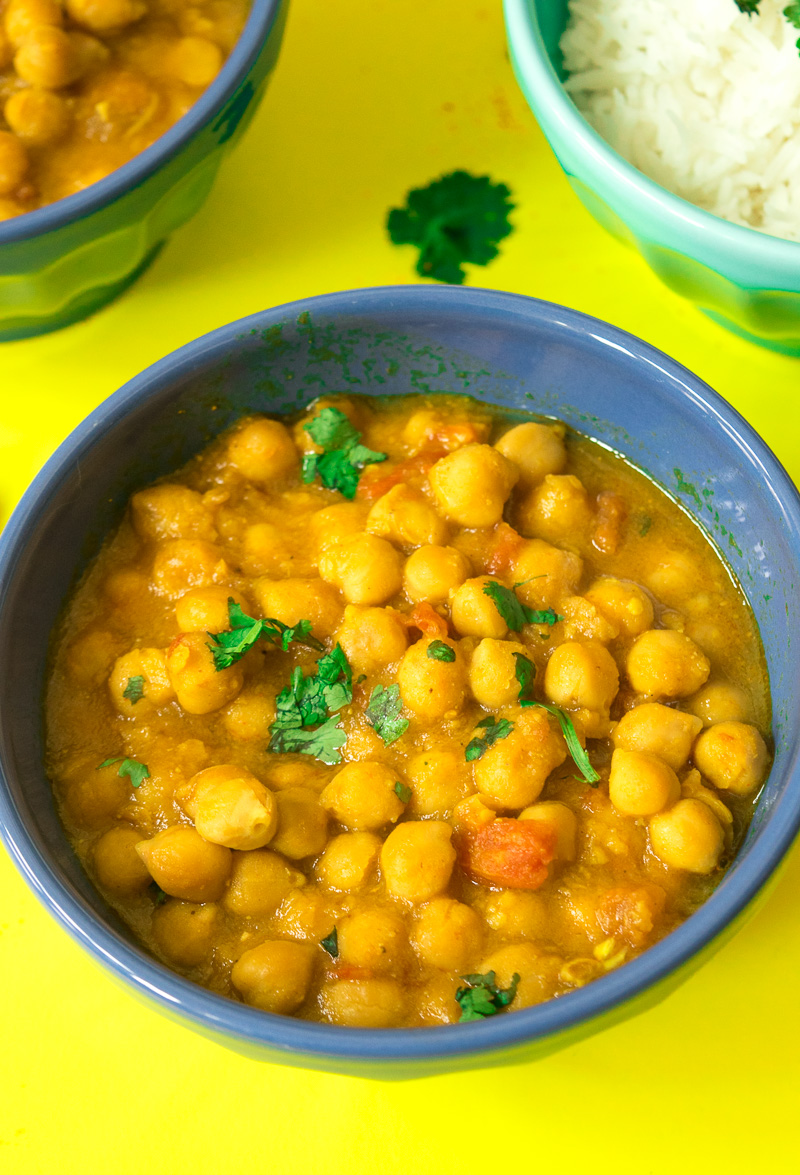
[560,0,800,241]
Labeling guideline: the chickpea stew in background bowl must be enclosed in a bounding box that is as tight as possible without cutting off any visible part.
[0,0,287,341]
[1,286,799,1078]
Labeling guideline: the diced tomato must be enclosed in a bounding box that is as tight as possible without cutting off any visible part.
[430,421,485,450]
[597,885,667,948]
[404,602,450,638]
[329,964,373,981]
[592,491,627,555]
[457,818,557,890]
[486,522,525,575]
[356,452,436,501]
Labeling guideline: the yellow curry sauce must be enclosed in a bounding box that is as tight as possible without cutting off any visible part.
[45,394,771,1028]
[0,0,250,219]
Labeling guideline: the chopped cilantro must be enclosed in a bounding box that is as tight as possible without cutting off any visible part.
[639,516,652,537]
[513,653,600,786]
[365,683,409,745]
[268,644,353,764]
[122,675,145,704]
[784,2,800,33]
[268,714,347,765]
[394,780,412,804]
[301,407,387,499]
[465,715,514,762]
[207,599,323,671]
[455,971,520,1022]
[150,883,168,907]
[387,170,515,285]
[427,639,456,663]
[320,927,339,958]
[482,580,563,632]
[97,756,150,789]
[734,0,760,11]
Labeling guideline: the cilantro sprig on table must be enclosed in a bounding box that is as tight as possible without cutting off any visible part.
[207,599,324,671]
[97,756,150,789]
[365,683,409,746]
[465,715,515,762]
[482,580,563,633]
[455,971,520,1022]
[387,170,515,285]
[267,644,353,764]
[301,407,387,499]
[513,653,600,786]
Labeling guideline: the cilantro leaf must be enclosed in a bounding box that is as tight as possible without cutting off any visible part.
[97,756,150,788]
[455,971,520,1022]
[365,683,409,745]
[482,580,564,632]
[387,170,515,285]
[207,599,323,670]
[465,715,514,762]
[268,645,353,764]
[268,714,347,765]
[394,780,412,804]
[122,675,145,704]
[427,639,455,663]
[513,653,600,786]
[150,883,168,907]
[734,1,760,12]
[301,407,387,500]
[320,927,339,958]
[784,3,800,32]
[639,516,652,537]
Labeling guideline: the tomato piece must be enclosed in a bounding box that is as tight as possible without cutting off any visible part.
[457,818,557,890]
[357,452,442,501]
[404,602,450,638]
[486,522,525,575]
[330,964,373,981]
[430,421,485,450]
[597,885,666,948]
[592,491,627,555]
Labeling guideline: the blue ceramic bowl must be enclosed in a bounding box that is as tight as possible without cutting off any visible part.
[1,286,799,1079]
[0,0,287,342]
[504,0,800,354]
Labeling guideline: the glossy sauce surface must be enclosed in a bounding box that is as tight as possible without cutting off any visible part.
[45,394,771,1027]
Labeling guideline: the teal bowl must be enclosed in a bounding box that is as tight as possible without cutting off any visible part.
[504,0,800,355]
[0,0,287,343]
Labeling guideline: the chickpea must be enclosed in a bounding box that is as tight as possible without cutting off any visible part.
[478,943,559,1008]
[64,766,128,831]
[544,641,619,713]
[693,722,769,796]
[411,898,482,971]
[166,632,243,714]
[4,87,69,146]
[645,550,700,607]
[320,978,406,1028]
[69,28,108,75]
[152,539,229,598]
[649,799,724,873]
[516,474,593,548]
[175,585,248,634]
[380,820,455,903]
[468,638,530,709]
[130,484,216,543]
[333,604,407,673]
[474,707,566,810]
[405,750,473,818]
[108,647,175,717]
[585,577,654,637]
[397,636,467,721]
[402,408,489,453]
[65,628,119,686]
[314,831,382,890]
[320,761,405,831]
[4,0,62,46]
[688,681,750,728]
[494,422,567,487]
[319,532,403,605]
[136,826,231,902]
[102,567,150,609]
[231,940,315,1014]
[93,827,152,895]
[478,889,548,940]
[511,539,583,610]
[151,901,218,968]
[65,0,146,32]
[519,801,577,861]
[269,787,328,859]
[179,764,278,851]
[308,501,369,557]
[403,544,470,604]
[240,523,291,577]
[226,417,298,484]
[273,888,335,942]
[626,630,710,699]
[252,577,343,640]
[221,690,275,742]
[450,575,508,638]
[416,974,461,1025]
[608,748,680,817]
[0,131,28,196]
[366,485,448,549]
[338,907,408,974]
[450,793,497,832]
[612,702,702,771]
[223,849,305,917]
[428,443,518,528]
[167,35,222,86]
[14,26,80,88]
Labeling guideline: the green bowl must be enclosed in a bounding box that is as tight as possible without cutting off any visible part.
[0,0,288,342]
[504,0,800,355]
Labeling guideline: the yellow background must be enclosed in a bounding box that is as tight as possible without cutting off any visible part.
[2,1,799,1170]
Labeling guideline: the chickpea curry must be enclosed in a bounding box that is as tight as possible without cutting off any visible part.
[0,0,250,219]
[45,393,772,1028]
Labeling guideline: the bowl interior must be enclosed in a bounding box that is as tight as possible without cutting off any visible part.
[2,287,800,1067]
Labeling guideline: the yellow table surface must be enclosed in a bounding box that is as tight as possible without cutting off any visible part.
[2,2,800,1170]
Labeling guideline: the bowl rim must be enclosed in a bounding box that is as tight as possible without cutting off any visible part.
[0,0,283,247]
[2,284,800,1065]
[503,0,800,265]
